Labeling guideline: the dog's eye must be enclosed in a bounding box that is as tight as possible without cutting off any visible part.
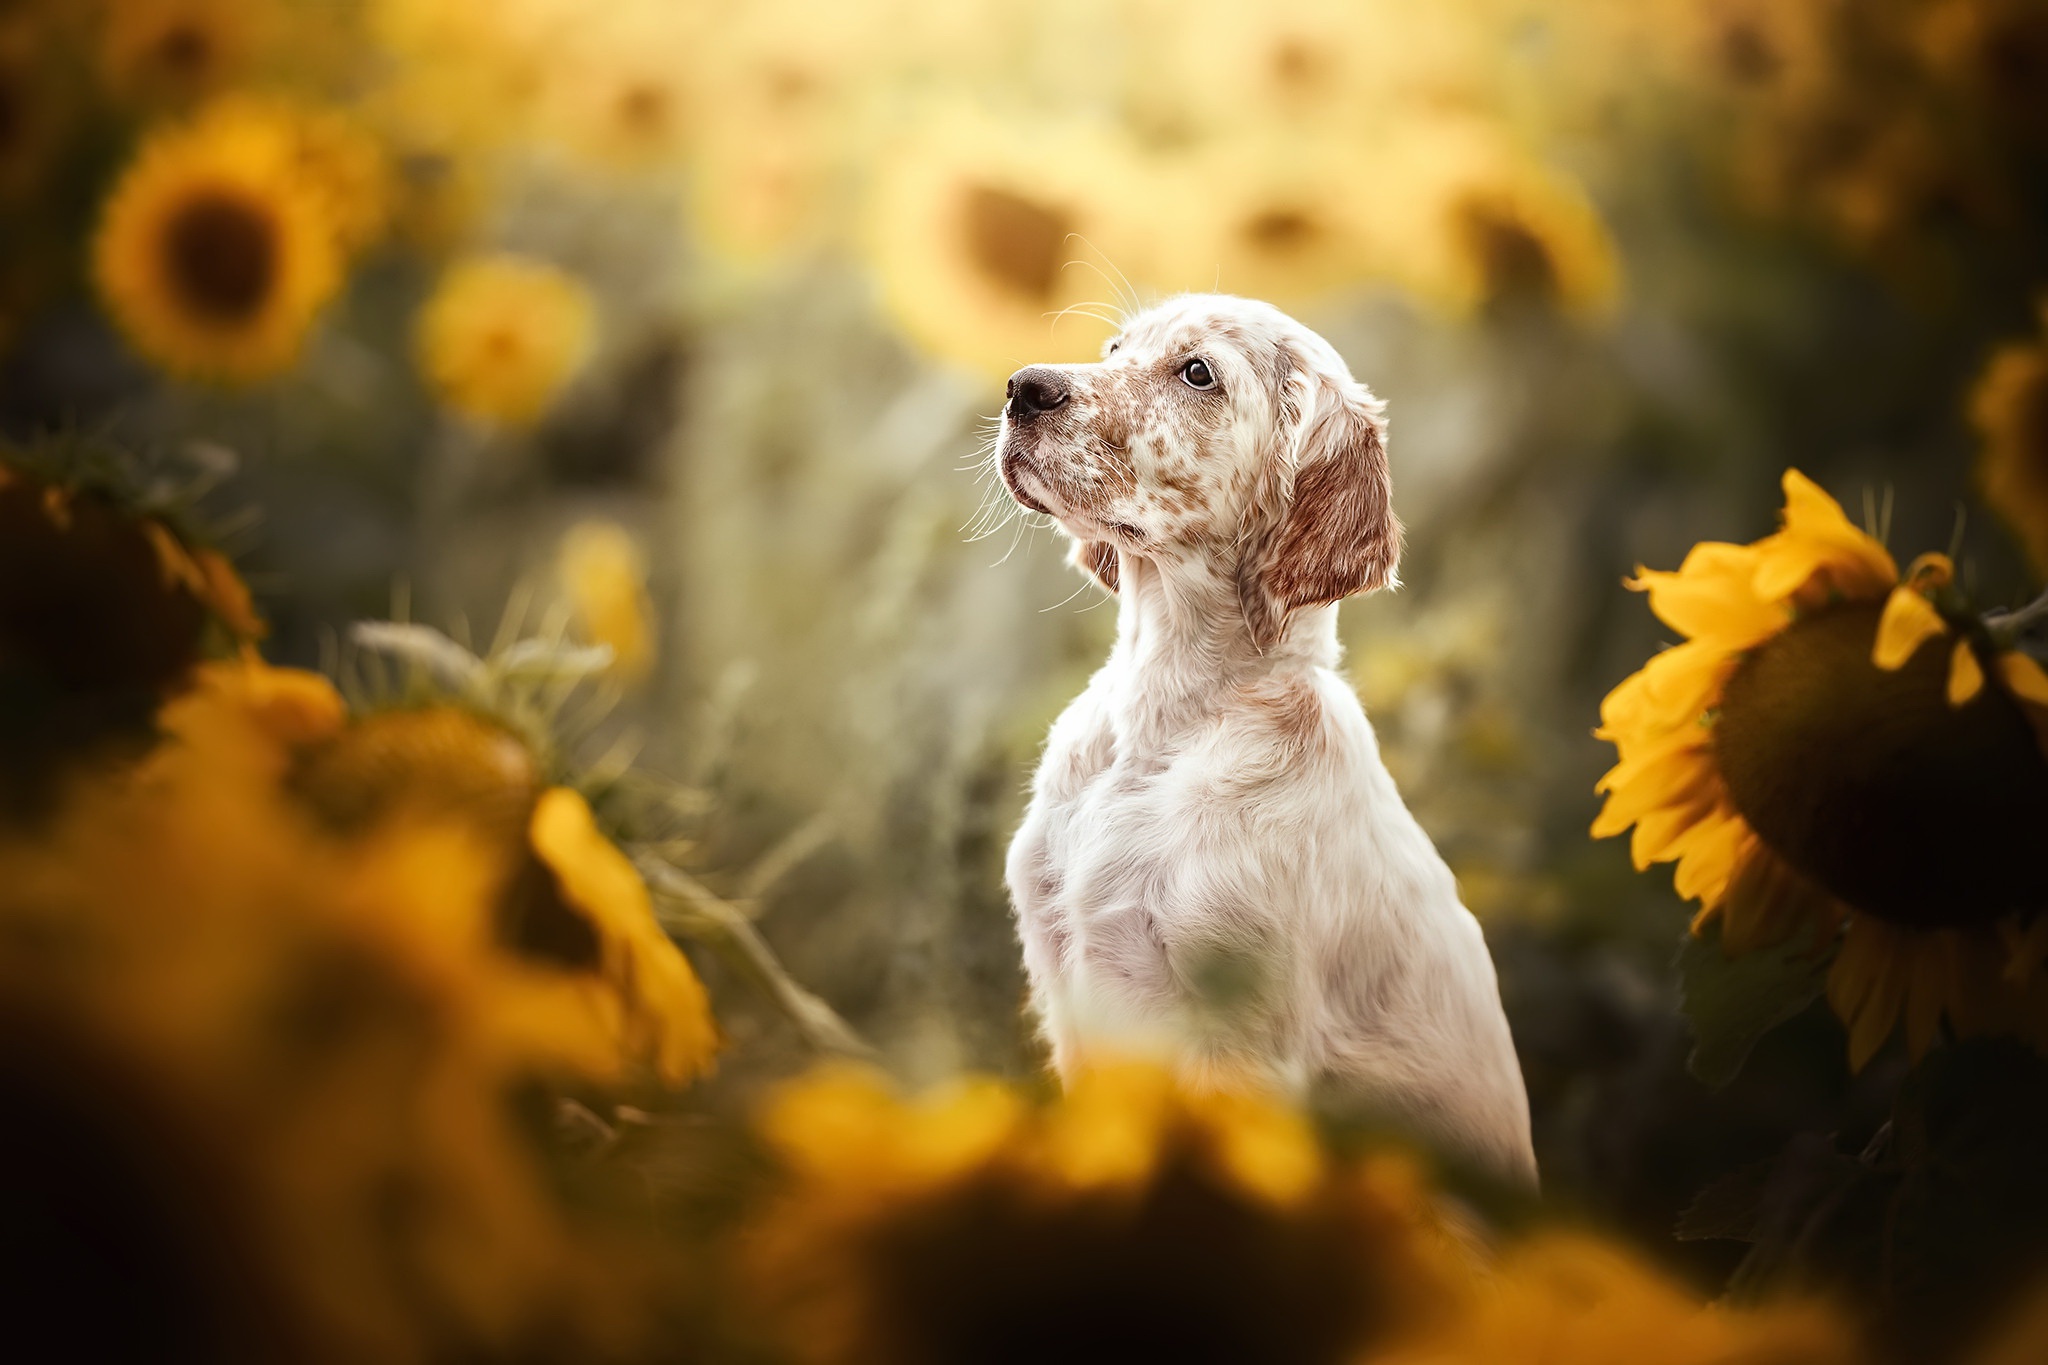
[1180,358,1217,391]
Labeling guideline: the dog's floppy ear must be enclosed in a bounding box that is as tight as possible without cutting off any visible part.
[1238,363,1401,649]
[1066,538,1119,594]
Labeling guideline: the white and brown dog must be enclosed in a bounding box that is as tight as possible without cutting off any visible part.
[997,294,1536,1184]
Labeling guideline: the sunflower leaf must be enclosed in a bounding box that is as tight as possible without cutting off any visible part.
[1677,919,1832,1088]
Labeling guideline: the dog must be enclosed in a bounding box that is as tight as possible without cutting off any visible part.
[996,294,1536,1184]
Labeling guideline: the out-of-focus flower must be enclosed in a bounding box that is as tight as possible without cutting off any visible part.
[367,0,572,153]
[557,520,655,683]
[94,105,346,383]
[744,1062,1471,1365]
[1377,117,1622,320]
[288,702,719,1084]
[1593,469,2048,1070]
[190,94,394,255]
[1122,0,1486,142]
[414,253,596,428]
[548,9,698,173]
[1970,303,2048,580]
[98,0,271,106]
[0,657,663,1362]
[0,450,262,821]
[865,104,1149,379]
[683,1,884,263]
[1153,135,1381,305]
[1383,1233,1858,1365]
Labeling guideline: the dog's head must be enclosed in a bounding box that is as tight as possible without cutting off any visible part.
[996,294,1400,645]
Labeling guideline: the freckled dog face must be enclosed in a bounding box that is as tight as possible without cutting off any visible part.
[995,295,1285,550]
[995,293,1401,641]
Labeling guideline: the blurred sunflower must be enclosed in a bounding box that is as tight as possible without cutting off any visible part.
[1122,0,1483,141]
[0,657,665,1361]
[1383,1234,1857,1365]
[98,0,270,106]
[94,106,346,383]
[684,1,883,264]
[1153,135,1380,305]
[549,9,697,173]
[192,94,394,255]
[0,449,262,822]
[1970,304,2048,580]
[286,692,717,1085]
[557,520,655,684]
[1593,469,2048,1068]
[1376,116,1621,320]
[865,104,1150,380]
[743,1062,1472,1365]
[414,254,596,429]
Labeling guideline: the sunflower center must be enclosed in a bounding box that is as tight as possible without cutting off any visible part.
[162,191,279,324]
[1712,602,2048,929]
[962,185,1070,301]
[1242,208,1320,256]
[1269,39,1329,94]
[1715,21,1782,86]
[622,86,662,126]
[1456,199,1558,306]
[154,23,215,79]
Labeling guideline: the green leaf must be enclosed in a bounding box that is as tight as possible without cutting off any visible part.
[1676,917,1832,1088]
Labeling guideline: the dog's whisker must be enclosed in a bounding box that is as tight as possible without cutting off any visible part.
[1063,239,1141,321]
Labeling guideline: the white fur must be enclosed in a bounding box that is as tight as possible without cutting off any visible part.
[997,295,1537,1184]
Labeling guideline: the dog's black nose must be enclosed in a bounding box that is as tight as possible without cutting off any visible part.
[1005,367,1069,419]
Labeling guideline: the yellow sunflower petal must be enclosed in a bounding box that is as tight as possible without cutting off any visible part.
[1670,811,1751,907]
[1999,652,2048,707]
[1948,640,1986,707]
[1628,792,1720,871]
[1596,638,1730,739]
[528,787,719,1085]
[1626,541,1783,646]
[1830,921,1907,1072]
[1752,469,1898,604]
[1872,585,1947,670]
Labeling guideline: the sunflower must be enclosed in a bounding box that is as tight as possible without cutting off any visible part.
[547,9,697,173]
[1374,115,1622,320]
[0,656,665,1361]
[1593,469,2048,1069]
[556,519,655,684]
[1383,1233,1857,1365]
[287,701,719,1084]
[1150,134,1381,305]
[191,94,394,256]
[0,451,263,822]
[742,1062,1473,1365]
[98,0,270,106]
[865,104,1158,381]
[1970,303,2048,581]
[1119,0,1483,142]
[414,254,595,429]
[94,106,347,383]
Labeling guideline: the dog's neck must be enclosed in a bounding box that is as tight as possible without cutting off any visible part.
[1108,548,1339,742]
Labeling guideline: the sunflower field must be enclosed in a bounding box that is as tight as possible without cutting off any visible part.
[6,0,2048,1361]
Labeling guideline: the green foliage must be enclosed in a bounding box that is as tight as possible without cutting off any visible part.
[1677,917,1834,1089]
